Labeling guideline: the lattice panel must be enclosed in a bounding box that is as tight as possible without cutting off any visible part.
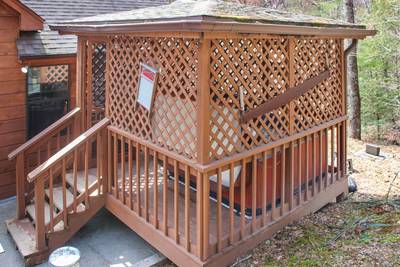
[209,38,290,159]
[292,38,344,132]
[108,36,199,159]
[41,65,69,83]
[92,43,106,109]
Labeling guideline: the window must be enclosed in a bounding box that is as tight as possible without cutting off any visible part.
[27,65,70,138]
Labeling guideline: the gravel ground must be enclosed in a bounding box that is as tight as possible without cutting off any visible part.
[233,138,400,267]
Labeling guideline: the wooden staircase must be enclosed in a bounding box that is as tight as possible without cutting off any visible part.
[6,112,110,266]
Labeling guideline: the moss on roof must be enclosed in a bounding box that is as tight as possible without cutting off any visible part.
[54,0,365,29]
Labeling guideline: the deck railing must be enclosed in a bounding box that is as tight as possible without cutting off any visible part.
[106,117,346,262]
[8,107,81,219]
[26,118,109,250]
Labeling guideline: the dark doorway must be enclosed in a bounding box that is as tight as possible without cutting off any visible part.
[27,65,70,139]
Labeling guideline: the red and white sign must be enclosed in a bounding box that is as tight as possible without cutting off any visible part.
[137,63,158,111]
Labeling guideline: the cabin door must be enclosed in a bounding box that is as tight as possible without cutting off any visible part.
[26,65,70,139]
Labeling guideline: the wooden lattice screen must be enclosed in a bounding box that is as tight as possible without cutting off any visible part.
[108,36,199,159]
[91,42,107,124]
[41,65,69,84]
[209,37,344,160]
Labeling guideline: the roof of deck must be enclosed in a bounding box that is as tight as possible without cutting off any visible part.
[50,0,376,38]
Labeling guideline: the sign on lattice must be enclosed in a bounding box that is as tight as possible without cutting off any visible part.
[108,36,199,159]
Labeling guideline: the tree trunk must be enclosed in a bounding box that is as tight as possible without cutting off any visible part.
[345,0,362,139]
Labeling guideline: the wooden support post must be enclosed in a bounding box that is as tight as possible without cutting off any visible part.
[197,35,211,165]
[16,154,25,219]
[34,177,46,251]
[101,129,108,194]
[76,37,87,132]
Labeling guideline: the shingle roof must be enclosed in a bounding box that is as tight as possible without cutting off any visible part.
[64,0,362,29]
[17,0,168,58]
[51,0,375,39]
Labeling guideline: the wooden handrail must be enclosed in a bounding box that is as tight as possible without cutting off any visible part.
[240,70,331,124]
[8,107,81,160]
[200,115,347,173]
[27,118,110,183]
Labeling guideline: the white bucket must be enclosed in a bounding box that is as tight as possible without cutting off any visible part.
[49,246,80,267]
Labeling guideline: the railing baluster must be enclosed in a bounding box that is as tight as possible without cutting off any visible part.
[262,151,267,226]
[37,149,41,166]
[128,140,133,210]
[203,172,209,260]
[107,130,112,192]
[330,126,334,185]
[336,124,341,180]
[174,160,179,243]
[84,141,89,208]
[136,143,141,216]
[240,159,246,239]
[73,149,78,213]
[312,133,316,197]
[34,176,46,250]
[163,154,168,235]
[229,163,235,244]
[66,126,71,143]
[185,165,190,251]
[305,136,309,201]
[113,133,118,198]
[144,146,149,222]
[56,132,61,151]
[62,158,68,227]
[289,142,294,210]
[121,136,126,204]
[280,145,285,216]
[319,130,323,193]
[272,147,277,220]
[96,132,101,193]
[196,171,204,259]
[324,128,329,189]
[251,156,257,232]
[298,138,302,205]
[49,168,54,232]
[153,151,159,228]
[217,167,222,252]
[47,141,51,160]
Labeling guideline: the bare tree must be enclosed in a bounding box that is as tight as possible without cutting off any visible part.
[345,0,362,139]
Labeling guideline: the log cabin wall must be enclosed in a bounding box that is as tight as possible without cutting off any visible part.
[0,2,26,199]
[0,2,77,199]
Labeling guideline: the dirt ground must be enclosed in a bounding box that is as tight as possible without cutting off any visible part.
[233,139,400,267]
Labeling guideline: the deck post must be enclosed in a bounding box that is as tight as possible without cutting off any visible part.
[34,176,46,251]
[15,154,25,219]
[197,35,211,165]
[101,128,108,195]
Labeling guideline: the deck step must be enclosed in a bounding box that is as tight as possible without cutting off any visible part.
[26,203,64,231]
[6,218,39,258]
[65,168,98,194]
[45,187,85,213]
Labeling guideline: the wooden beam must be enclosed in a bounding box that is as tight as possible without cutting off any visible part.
[240,70,331,124]
[197,35,211,164]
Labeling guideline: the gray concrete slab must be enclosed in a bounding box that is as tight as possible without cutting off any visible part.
[0,198,167,267]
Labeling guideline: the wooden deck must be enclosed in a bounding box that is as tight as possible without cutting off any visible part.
[113,160,248,247]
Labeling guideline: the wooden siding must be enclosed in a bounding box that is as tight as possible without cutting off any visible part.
[0,2,24,199]
[0,2,76,199]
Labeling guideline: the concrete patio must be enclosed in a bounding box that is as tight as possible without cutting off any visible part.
[0,198,167,267]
